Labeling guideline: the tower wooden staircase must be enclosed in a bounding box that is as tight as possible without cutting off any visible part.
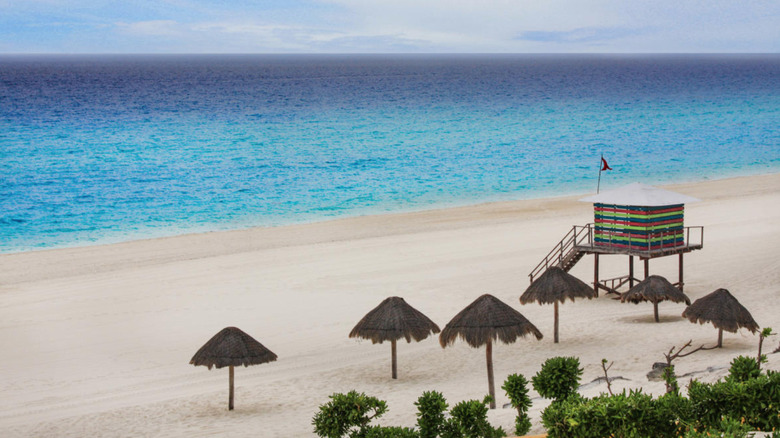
[528,225,592,283]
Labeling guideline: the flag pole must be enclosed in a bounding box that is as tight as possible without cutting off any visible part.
[597,154,603,194]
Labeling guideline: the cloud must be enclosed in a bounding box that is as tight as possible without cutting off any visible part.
[1,0,779,53]
[117,20,183,37]
[516,27,649,45]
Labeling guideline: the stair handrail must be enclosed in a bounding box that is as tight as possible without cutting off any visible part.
[529,224,595,283]
[529,225,580,282]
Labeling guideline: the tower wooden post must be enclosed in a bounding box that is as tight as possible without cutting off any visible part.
[678,253,684,292]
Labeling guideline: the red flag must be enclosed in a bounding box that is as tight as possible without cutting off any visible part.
[601,157,612,171]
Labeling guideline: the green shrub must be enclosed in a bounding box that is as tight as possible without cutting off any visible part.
[414,391,448,438]
[441,396,505,438]
[501,373,533,436]
[539,394,585,438]
[541,368,779,437]
[654,392,694,436]
[688,371,780,432]
[313,391,507,438]
[512,415,533,438]
[681,416,751,438]
[727,355,762,382]
[359,426,419,438]
[312,391,388,438]
[532,356,583,401]
[663,364,679,395]
[541,389,681,438]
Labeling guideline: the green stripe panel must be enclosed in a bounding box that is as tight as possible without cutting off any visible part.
[595,211,685,220]
[594,223,684,232]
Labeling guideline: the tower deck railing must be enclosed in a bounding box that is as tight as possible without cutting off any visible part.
[529,224,704,283]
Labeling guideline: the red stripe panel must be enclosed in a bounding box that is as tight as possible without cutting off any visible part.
[595,218,684,227]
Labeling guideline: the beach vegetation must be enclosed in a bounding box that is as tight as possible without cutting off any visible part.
[688,370,780,433]
[541,389,679,437]
[727,355,762,382]
[414,391,448,438]
[501,373,532,436]
[313,391,504,438]
[757,327,775,371]
[532,356,583,402]
[680,416,751,438]
[663,365,679,395]
[440,396,505,438]
[359,426,419,438]
[541,354,780,438]
[312,391,388,438]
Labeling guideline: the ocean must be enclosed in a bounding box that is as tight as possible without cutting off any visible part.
[1,54,779,253]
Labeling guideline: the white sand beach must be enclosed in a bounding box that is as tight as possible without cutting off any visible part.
[1,173,779,437]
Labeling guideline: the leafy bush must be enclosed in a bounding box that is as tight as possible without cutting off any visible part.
[539,394,584,438]
[541,360,780,438]
[441,396,505,438]
[541,389,682,438]
[653,392,693,436]
[312,391,388,438]
[663,364,679,395]
[727,355,762,382]
[501,373,532,436]
[414,391,448,438]
[688,371,780,432]
[359,426,419,438]
[681,416,751,438]
[314,391,506,438]
[532,356,583,401]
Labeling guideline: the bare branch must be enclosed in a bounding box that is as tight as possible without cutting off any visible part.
[661,340,717,394]
[601,359,614,396]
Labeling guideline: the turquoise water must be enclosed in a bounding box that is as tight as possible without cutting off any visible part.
[1,54,779,253]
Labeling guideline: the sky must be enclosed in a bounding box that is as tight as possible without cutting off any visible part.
[1,0,778,54]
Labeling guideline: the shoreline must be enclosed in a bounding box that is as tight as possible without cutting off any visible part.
[2,172,778,286]
[4,167,779,258]
[2,172,779,436]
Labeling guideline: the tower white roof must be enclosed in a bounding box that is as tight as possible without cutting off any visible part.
[579,182,700,206]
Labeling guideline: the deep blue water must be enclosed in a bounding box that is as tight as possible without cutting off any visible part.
[1,54,779,253]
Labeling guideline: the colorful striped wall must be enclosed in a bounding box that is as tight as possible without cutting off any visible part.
[593,203,685,250]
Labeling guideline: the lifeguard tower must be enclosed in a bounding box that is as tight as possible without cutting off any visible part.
[529,183,704,295]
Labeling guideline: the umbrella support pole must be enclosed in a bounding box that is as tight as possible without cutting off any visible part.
[554,301,559,344]
[486,340,495,409]
[391,340,397,380]
[229,365,234,411]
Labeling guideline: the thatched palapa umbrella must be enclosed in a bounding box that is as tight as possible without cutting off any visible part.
[349,296,440,379]
[682,288,759,348]
[520,266,596,343]
[190,327,278,410]
[440,294,542,409]
[621,275,691,322]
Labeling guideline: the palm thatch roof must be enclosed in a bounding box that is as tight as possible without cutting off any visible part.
[349,296,440,344]
[439,294,543,348]
[621,275,691,305]
[190,326,278,370]
[682,288,759,334]
[520,267,596,305]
